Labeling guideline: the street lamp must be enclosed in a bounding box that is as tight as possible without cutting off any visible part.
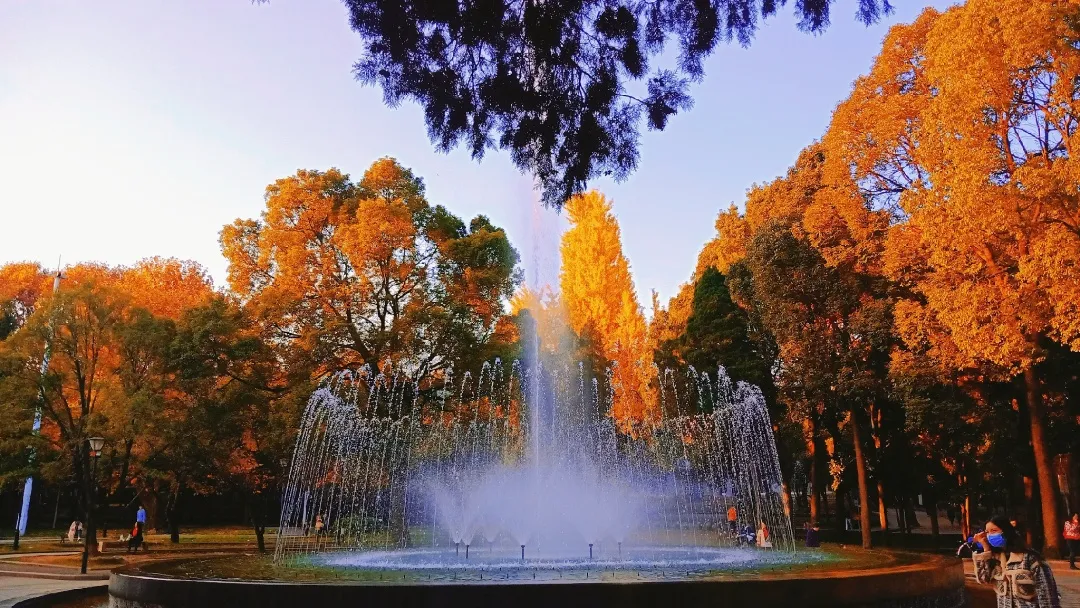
[81,437,105,574]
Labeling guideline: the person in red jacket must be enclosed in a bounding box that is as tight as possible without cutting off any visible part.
[1064,513,1080,571]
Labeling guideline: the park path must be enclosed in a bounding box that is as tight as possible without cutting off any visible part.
[0,577,106,608]
[0,552,109,607]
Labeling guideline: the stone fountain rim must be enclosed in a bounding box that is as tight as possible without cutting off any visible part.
[108,549,963,587]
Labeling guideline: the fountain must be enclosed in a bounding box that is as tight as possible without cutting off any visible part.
[108,361,966,607]
[273,360,795,571]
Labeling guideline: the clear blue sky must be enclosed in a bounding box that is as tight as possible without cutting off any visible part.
[0,0,954,309]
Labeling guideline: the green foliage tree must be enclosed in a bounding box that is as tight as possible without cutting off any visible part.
[673,266,771,393]
[331,0,892,205]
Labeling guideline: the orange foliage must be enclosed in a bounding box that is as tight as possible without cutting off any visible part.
[560,191,657,429]
[826,0,1080,370]
[699,144,828,274]
[0,262,52,314]
[117,257,214,320]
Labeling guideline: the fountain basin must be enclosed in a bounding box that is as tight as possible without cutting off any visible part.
[107,550,964,608]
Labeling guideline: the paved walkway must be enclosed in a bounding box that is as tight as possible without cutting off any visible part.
[0,552,109,607]
[0,578,106,608]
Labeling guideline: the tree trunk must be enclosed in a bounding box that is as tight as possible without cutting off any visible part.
[53,489,61,529]
[850,408,873,549]
[806,418,819,523]
[927,488,940,550]
[1024,475,1038,549]
[1024,367,1062,558]
[75,446,100,557]
[877,480,889,533]
[249,496,267,554]
[139,487,162,532]
[166,486,180,544]
[116,439,134,495]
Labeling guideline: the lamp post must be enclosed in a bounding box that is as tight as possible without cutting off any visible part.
[80,437,105,575]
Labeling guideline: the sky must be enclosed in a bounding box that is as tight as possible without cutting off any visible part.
[0,0,956,310]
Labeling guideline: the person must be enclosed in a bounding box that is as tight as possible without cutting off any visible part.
[314,514,325,537]
[137,505,147,528]
[805,521,820,548]
[756,520,772,548]
[74,520,83,542]
[1064,513,1080,571]
[739,524,755,546]
[727,506,738,535]
[972,516,1060,608]
[127,522,143,553]
[947,506,956,527]
[67,520,79,543]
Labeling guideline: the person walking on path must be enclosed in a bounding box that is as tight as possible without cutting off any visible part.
[127,505,147,553]
[1064,513,1080,571]
[727,506,738,535]
[972,516,1061,608]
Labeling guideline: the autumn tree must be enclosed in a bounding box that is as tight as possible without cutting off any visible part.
[0,263,54,340]
[220,158,520,380]
[560,190,656,429]
[0,281,127,554]
[820,0,1080,555]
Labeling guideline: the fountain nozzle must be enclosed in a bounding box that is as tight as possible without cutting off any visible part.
[455,541,460,556]
[465,544,470,559]
[589,543,593,560]
[618,541,622,559]
[521,544,526,561]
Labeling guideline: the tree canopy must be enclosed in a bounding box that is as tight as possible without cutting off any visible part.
[336,0,893,205]
[220,158,521,378]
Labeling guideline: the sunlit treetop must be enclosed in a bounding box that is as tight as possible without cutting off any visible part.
[327,0,893,206]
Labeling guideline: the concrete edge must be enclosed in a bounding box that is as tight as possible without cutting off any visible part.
[0,570,110,581]
[108,552,966,608]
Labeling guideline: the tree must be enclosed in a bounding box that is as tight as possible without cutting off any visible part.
[1,281,127,554]
[821,0,1080,555]
[736,223,876,547]
[0,263,52,340]
[333,0,892,205]
[220,158,520,379]
[166,296,286,550]
[668,266,772,395]
[560,190,656,429]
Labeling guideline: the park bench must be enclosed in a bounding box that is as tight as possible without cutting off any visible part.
[98,538,150,553]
